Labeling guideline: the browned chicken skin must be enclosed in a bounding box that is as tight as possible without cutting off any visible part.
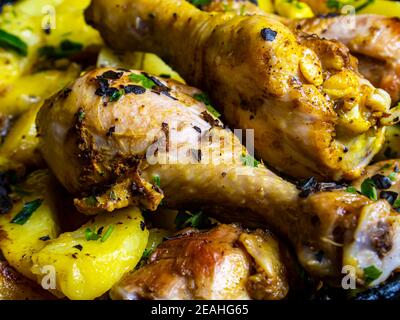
[292,15,400,104]
[37,68,400,286]
[112,224,292,300]
[85,0,395,181]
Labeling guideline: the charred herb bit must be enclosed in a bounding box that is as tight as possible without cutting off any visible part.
[380,191,398,206]
[38,39,83,59]
[11,199,43,225]
[140,220,145,231]
[363,265,383,284]
[260,28,278,42]
[240,154,260,168]
[73,244,83,251]
[297,177,318,198]
[175,210,212,229]
[361,178,378,201]
[101,70,123,80]
[100,225,114,242]
[371,174,392,190]
[106,126,116,137]
[159,74,171,79]
[380,163,392,171]
[0,28,28,56]
[39,235,51,241]
[123,84,146,95]
[0,186,12,215]
[129,73,156,89]
[193,93,221,119]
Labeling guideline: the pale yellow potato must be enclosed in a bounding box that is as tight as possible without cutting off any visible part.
[0,170,61,281]
[97,47,185,83]
[31,207,149,300]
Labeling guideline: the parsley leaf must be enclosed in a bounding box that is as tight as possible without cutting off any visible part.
[193,93,221,118]
[100,225,114,242]
[109,88,124,102]
[152,175,161,187]
[175,210,212,229]
[361,178,377,200]
[363,265,382,284]
[393,199,400,209]
[11,199,43,225]
[85,227,101,241]
[0,28,27,56]
[240,154,260,168]
[129,73,156,89]
[345,186,358,194]
[388,172,397,182]
[38,39,83,59]
[189,0,212,7]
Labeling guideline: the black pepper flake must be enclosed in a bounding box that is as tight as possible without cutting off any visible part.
[106,126,116,137]
[193,126,201,133]
[371,174,392,190]
[39,235,50,241]
[191,149,202,162]
[261,28,277,42]
[60,88,72,99]
[124,84,146,95]
[380,191,398,206]
[102,70,123,80]
[297,177,344,198]
[73,244,83,251]
[72,253,78,259]
[160,90,178,101]
[140,221,145,231]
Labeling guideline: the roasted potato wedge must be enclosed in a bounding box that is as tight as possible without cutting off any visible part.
[31,207,149,300]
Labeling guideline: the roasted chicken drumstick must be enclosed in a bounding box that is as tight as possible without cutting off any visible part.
[37,68,400,286]
[85,0,395,180]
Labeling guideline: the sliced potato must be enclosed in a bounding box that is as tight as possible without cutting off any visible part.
[97,47,185,83]
[0,62,80,116]
[0,170,61,281]
[31,207,149,300]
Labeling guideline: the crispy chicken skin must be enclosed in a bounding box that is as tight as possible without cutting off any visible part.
[37,68,400,285]
[292,15,400,103]
[85,0,394,181]
[112,224,291,300]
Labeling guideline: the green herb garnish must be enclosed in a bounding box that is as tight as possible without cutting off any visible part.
[193,93,221,118]
[38,39,83,59]
[11,199,43,225]
[388,172,397,182]
[0,29,28,56]
[152,175,161,187]
[85,226,101,241]
[393,199,400,209]
[189,0,212,7]
[345,186,358,194]
[361,178,378,200]
[100,225,114,242]
[240,154,260,168]
[109,89,124,102]
[129,73,156,89]
[85,195,98,207]
[175,210,212,229]
[363,265,382,284]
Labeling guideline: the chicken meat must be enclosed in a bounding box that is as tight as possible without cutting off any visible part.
[37,68,400,286]
[84,0,395,181]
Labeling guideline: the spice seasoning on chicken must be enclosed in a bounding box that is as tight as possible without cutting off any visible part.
[260,27,277,41]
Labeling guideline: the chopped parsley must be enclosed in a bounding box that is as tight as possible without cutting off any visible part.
[109,88,124,102]
[193,93,221,119]
[388,172,397,182]
[189,0,212,7]
[100,225,114,242]
[129,73,156,89]
[38,39,83,60]
[363,265,382,284]
[11,199,43,225]
[0,28,27,56]
[240,154,260,168]
[152,175,161,187]
[85,195,98,207]
[85,224,114,242]
[360,178,378,201]
[393,199,400,209]
[345,186,358,194]
[175,210,212,229]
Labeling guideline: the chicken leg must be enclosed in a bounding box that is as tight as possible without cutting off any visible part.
[37,68,400,286]
[85,0,395,181]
